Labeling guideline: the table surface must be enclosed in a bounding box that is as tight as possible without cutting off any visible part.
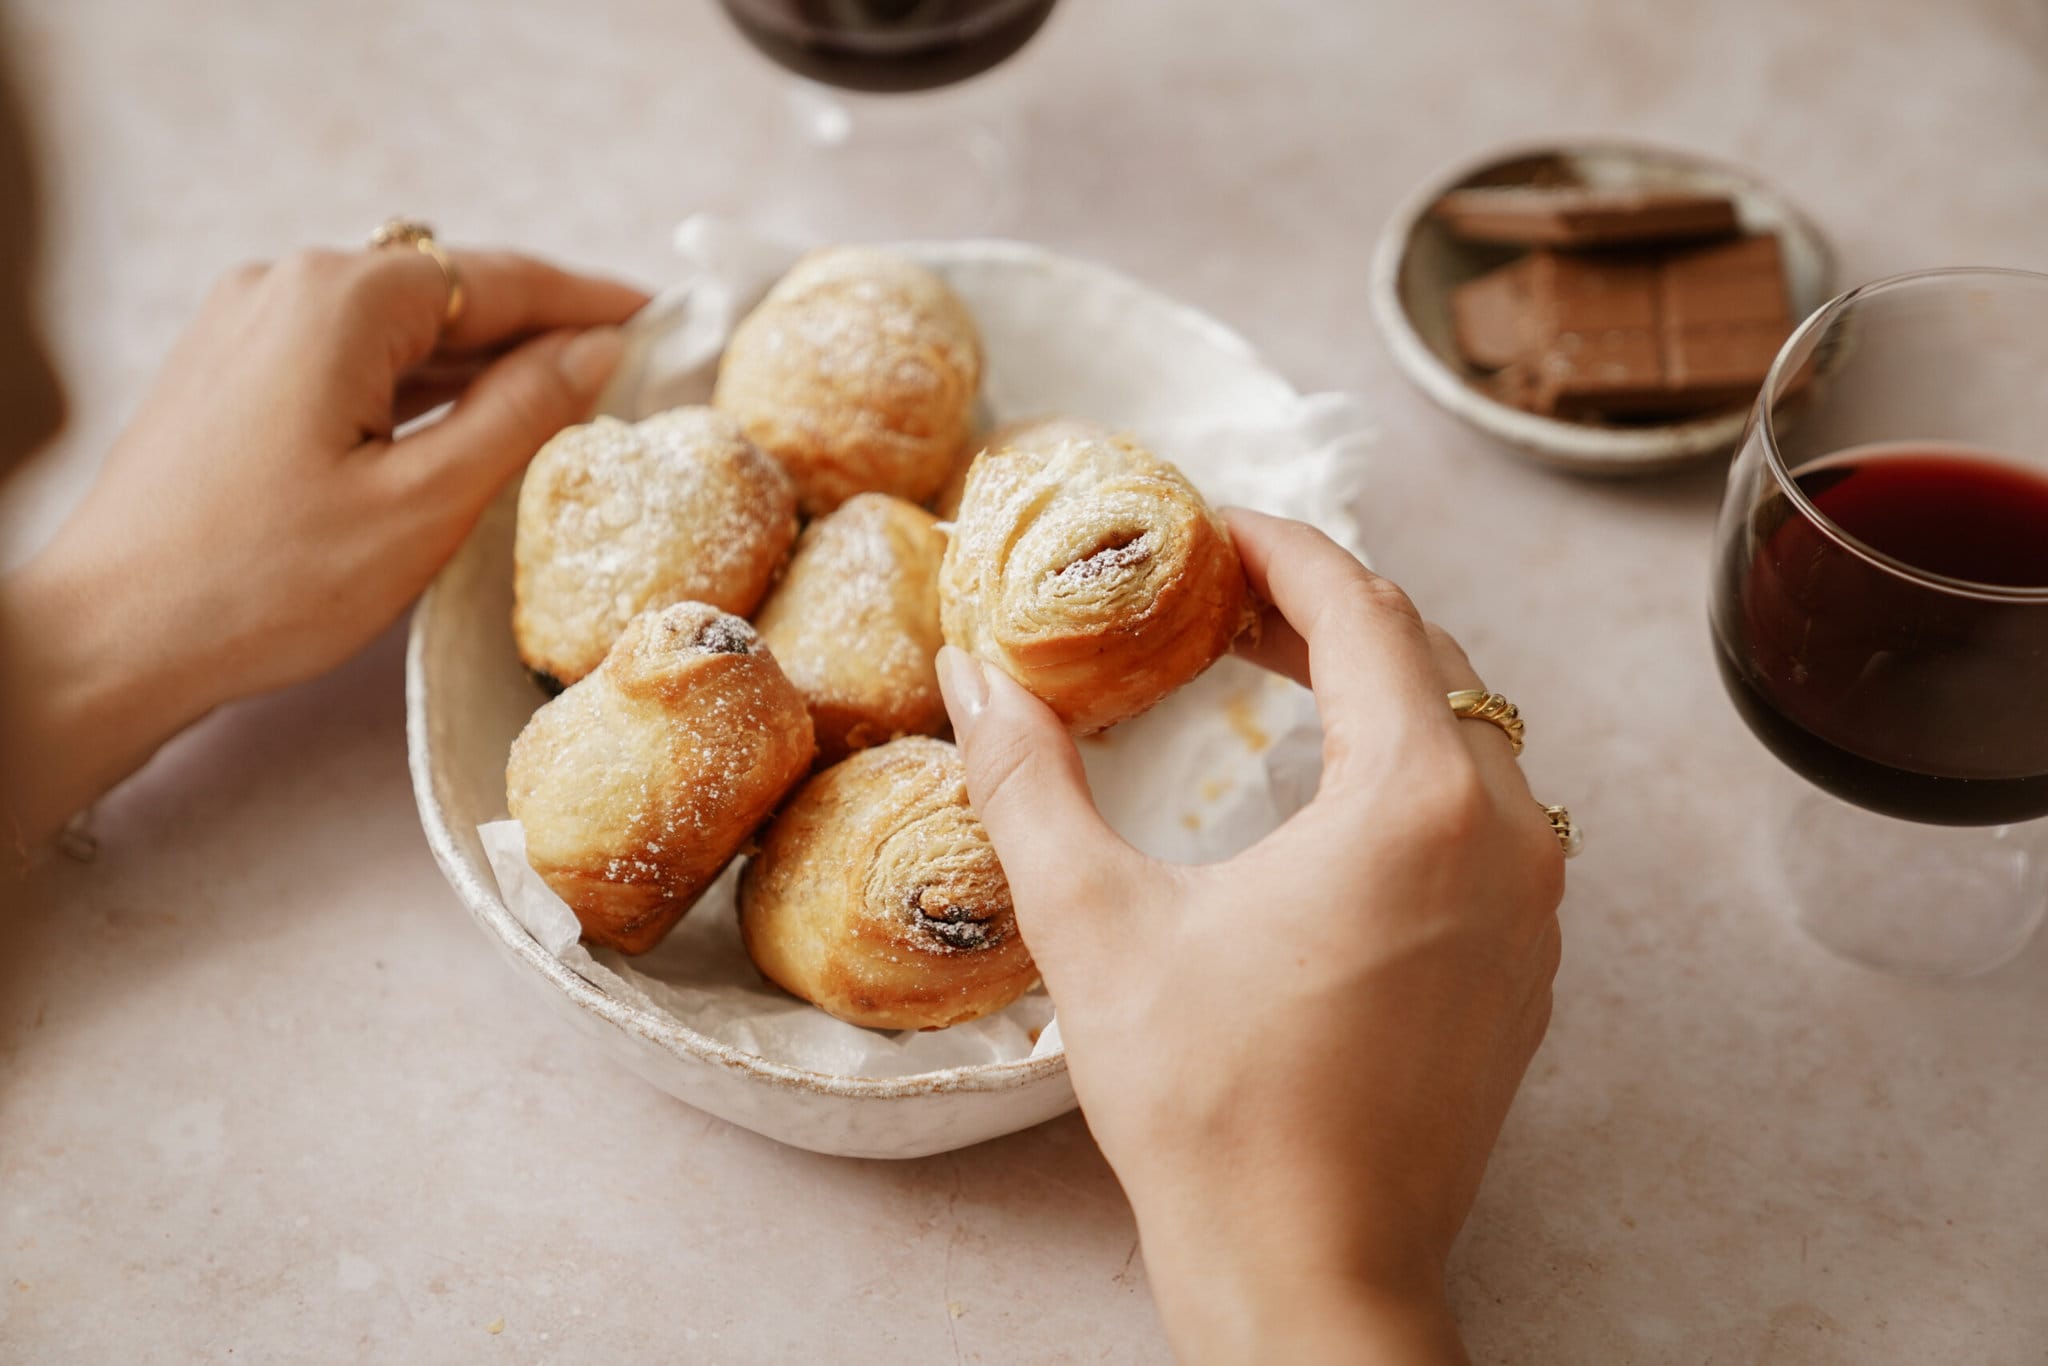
[6,2,2048,1361]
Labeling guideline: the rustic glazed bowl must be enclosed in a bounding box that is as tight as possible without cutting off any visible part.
[407,236,1316,1158]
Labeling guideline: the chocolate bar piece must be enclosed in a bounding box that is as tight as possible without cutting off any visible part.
[1450,255,1537,369]
[1432,186,1741,248]
[1526,251,1664,415]
[1533,236,1791,418]
[1449,235,1792,421]
[1659,235,1795,397]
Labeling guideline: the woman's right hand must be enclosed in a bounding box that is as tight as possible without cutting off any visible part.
[934,509,1566,1364]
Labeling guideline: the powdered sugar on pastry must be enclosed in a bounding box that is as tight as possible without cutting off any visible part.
[753,492,949,765]
[506,602,816,955]
[713,247,983,516]
[513,407,797,687]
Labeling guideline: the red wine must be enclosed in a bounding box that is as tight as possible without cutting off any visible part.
[719,0,1057,94]
[1714,443,2048,825]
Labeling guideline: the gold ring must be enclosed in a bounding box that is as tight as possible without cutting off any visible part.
[1447,689,1524,756]
[1542,803,1582,859]
[368,217,464,325]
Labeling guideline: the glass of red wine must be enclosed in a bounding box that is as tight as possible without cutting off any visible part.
[715,0,1060,240]
[1711,267,2048,976]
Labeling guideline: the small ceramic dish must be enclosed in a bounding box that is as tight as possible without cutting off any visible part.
[1369,139,1836,476]
[407,230,1353,1159]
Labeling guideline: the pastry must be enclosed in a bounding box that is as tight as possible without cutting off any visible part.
[713,246,982,516]
[930,415,1107,520]
[752,492,949,766]
[738,737,1036,1030]
[513,406,797,690]
[940,427,1254,734]
[506,602,815,955]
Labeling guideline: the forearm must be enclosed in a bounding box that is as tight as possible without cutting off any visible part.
[0,536,210,869]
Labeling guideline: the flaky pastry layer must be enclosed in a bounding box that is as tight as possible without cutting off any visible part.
[507,602,815,955]
[939,428,1253,734]
[739,737,1036,1030]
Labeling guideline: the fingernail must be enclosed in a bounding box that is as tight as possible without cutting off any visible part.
[557,325,624,397]
[935,645,990,736]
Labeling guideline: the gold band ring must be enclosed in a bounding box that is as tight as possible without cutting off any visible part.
[368,217,464,325]
[1542,803,1583,859]
[1447,689,1525,756]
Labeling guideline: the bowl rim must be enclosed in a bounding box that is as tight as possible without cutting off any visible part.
[1367,135,1837,475]
[406,235,1300,1101]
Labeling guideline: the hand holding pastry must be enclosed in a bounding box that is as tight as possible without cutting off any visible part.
[934,510,1565,1364]
[939,426,1254,734]
[1,243,646,856]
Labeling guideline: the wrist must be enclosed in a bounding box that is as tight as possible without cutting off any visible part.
[1126,1175,1464,1366]
[1141,1236,1464,1365]
[0,535,215,859]
[1142,1242,1464,1365]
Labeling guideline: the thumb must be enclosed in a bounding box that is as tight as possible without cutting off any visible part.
[936,646,1139,955]
[400,324,624,492]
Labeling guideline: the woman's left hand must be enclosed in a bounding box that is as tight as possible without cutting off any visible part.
[1,242,647,856]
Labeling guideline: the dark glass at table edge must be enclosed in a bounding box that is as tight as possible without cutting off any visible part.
[718,0,1059,94]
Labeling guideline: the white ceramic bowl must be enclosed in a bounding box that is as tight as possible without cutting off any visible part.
[406,236,1322,1159]
[1369,139,1836,476]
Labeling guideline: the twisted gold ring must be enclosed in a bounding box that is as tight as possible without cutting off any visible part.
[1447,689,1525,756]
[1542,803,1583,859]
[368,217,464,325]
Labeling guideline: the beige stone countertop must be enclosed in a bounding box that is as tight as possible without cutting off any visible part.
[5,1,2047,1361]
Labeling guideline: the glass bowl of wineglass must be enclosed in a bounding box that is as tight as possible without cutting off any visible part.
[1710,267,2048,977]
[716,0,1061,241]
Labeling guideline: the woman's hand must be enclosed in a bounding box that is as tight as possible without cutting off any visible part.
[1,244,646,860]
[935,509,1565,1365]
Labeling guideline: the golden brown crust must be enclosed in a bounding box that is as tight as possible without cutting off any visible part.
[713,247,983,517]
[506,602,816,955]
[752,493,948,767]
[738,738,1037,1030]
[938,428,1255,734]
[930,415,1106,520]
[513,406,797,688]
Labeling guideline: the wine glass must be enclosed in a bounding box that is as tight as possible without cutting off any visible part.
[716,0,1061,241]
[1710,267,2048,977]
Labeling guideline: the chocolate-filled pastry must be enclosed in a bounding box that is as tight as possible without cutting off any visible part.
[507,602,815,955]
[739,738,1035,1030]
[514,406,797,689]
[940,427,1254,734]
[752,492,948,766]
[930,415,1108,520]
[713,247,982,516]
